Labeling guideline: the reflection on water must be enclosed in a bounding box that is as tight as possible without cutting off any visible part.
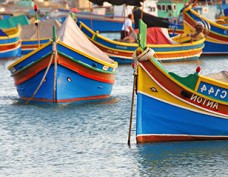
[136,141,228,177]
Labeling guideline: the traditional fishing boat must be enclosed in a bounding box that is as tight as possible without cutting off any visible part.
[181,4,228,55]
[79,21,205,64]
[7,15,118,104]
[0,26,21,59]
[130,20,228,143]
[21,19,62,55]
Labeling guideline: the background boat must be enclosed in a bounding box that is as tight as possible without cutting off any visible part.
[21,19,62,55]
[0,26,21,59]
[180,4,228,55]
[80,21,205,64]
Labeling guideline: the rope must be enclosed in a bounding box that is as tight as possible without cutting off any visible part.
[128,47,155,146]
[52,43,58,103]
[25,41,58,104]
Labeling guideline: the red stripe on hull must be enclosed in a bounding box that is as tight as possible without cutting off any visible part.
[137,135,228,143]
[57,54,115,84]
[141,60,228,115]
[21,44,45,49]
[184,14,228,42]
[0,40,21,51]
[13,54,115,85]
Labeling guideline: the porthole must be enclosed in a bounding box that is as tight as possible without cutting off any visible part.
[67,77,72,82]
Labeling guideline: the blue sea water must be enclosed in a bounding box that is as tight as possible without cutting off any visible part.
[0,56,228,177]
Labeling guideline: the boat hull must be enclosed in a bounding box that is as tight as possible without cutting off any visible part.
[16,64,113,103]
[137,92,228,143]
[136,58,228,143]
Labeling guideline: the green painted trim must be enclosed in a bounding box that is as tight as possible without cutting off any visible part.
[58,51,115,74]
[169,72,199,90]
[12,52,52,76]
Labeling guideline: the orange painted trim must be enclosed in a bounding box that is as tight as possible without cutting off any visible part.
[0,40,21,51]
[136,135,228,143]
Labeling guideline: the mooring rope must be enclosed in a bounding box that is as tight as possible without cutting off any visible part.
[25,40,58,104]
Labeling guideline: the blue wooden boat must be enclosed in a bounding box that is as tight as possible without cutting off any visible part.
[130,20,228,143]
[0,26,21,59]
[7,15,118,104]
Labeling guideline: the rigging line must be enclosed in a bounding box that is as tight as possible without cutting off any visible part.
[25,51,55,105]
[89,1,93,31]
[53,49,58,103]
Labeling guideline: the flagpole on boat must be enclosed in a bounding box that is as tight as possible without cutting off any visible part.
[34,5,40,48]
[89,1,93,30]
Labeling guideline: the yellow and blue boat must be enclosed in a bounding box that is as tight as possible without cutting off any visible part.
[182,4,228,55]
[80,21,205,64]
[133,20,228,143]
[0,26,21,59]
[7,15,117,104]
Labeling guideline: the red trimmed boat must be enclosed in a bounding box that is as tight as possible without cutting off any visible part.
[7,15,117,104]
[182,4,228,55]
[132,20,228,143]
[0,26,21,59]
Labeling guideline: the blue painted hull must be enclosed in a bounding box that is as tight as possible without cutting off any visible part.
[136,93,228,137]
[16,65,113,102]
[21,39,50,55]
[0,47,21,59]
[203,41,228,54]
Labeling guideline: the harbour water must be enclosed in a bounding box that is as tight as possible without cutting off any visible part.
[1,55,228,176]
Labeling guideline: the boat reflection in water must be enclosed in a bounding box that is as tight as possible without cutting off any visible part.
[135,140,228,176]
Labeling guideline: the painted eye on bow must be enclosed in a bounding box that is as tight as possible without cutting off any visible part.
[151,87,158,92]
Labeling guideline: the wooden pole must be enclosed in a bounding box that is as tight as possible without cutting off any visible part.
[128,70,137,147]
[34,5,40,48]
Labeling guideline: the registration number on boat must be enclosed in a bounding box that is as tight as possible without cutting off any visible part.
[198,82,228,101]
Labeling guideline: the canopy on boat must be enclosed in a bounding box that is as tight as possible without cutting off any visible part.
[146,27,177,44]
[89,0,143,6]
[133,7,169,29]
[21,19,62,39]
[134,27,177,44]
[0,14,30,29]
[57,15,115,64]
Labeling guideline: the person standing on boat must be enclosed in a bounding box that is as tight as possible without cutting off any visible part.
[121,14,135,40]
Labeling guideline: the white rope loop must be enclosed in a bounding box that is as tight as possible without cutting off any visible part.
[132,47,155,75]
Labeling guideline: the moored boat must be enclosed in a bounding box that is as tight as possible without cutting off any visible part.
[80,21,205,64]
[7,15,118,104]
[182,4,228,55]
[132,20,228,143]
